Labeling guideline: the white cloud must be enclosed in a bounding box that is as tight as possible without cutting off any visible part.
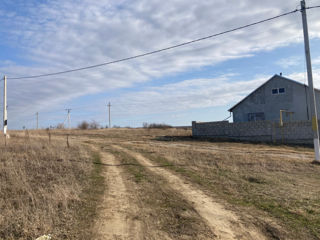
[276,56,302,68]
[314,57,320,65]
[108,74,268,117]
[0,0,319,127]
[288,68,320,87]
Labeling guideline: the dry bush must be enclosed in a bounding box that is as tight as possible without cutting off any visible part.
[56,123,65,129]
[78,121,89,130]
[89,120,100,129]
[78,121,100,130]
[0,135,93,239]
[142,122,172,129]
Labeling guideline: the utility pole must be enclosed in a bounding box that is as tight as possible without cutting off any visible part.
[36,112,39,130]
[301,0,320,162]
[3,75,7,136]
[107,102,111,128]
[65,109,72,129]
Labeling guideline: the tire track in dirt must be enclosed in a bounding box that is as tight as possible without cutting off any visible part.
[92,148,142,240]
[113,145,266,240]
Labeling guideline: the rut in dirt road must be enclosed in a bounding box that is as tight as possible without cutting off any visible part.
[93,150,142,240]
[113,145,266,240]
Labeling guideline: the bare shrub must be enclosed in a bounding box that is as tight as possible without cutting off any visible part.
[78,120,100,130]
[78,121,89,130]
[56,123,65,129]
[89,120,100,129]
[142,122,172,129]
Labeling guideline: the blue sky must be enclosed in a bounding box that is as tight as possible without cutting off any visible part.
[0,0,320,129]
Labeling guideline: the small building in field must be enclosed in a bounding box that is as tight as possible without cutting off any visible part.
[228,74,320,123]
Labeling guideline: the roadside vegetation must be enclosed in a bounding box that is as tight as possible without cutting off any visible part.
[77,120,101,130]
[142,122,173,129]
[0,133,104,240]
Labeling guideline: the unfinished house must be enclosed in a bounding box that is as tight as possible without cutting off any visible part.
[192,74,320,143]
[228,74,320,123]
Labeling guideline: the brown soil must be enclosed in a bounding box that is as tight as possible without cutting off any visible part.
[92,150,142,240]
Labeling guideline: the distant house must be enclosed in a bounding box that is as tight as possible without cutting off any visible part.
[228,74,320,123]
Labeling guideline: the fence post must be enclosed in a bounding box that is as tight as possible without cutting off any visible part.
[25,129,30,142]
[67,134,70,148]
[47,129,51,144]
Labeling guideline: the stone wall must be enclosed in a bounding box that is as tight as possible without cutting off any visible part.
[192,120,315,144]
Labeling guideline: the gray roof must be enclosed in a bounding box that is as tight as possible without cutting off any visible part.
[228,74,319,112]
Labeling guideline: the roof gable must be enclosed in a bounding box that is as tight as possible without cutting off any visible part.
[228,74,317,112]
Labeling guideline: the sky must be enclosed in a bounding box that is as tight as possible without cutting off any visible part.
[0,0,320,129]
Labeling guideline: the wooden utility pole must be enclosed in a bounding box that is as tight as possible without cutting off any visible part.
[65,109,72,129]
[3,75,7,136]
[107,102,111,128]
[301,0,320,162]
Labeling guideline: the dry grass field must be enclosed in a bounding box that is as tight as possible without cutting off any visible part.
[2,128,320,239]
[0,132,104,240]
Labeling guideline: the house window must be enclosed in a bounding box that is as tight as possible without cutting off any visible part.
[248,112,265,121]
[272,88,285,94]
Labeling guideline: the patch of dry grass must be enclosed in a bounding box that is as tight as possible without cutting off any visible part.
[0,134,103,240]
[125,140,320,240]
[26,128,191,143]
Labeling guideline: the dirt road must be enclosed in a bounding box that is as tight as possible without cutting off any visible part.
[87,139,267,239]
[93,149,142,240]
[112,145,266,240]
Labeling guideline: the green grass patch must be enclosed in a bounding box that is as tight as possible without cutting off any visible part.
[132,171,146,183]
[75,151,105,239]
[108,148,148,184]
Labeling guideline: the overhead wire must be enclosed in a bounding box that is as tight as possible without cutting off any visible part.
[8,7,319,80]
[306,5,320,10]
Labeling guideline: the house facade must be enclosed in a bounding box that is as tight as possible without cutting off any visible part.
[229,74,320,123]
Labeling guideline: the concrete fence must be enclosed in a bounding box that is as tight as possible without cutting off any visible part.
[192,120,316,144]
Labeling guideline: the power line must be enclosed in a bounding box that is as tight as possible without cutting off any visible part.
[307,5,320,10]
[8,7,318,80]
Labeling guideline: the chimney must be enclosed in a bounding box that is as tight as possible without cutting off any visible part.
[280,72,282,76]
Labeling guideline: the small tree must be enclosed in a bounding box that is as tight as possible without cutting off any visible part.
[89,120,100,129]
[56,123,65,129]
[142,122,172,129]
[78,121,89,130]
